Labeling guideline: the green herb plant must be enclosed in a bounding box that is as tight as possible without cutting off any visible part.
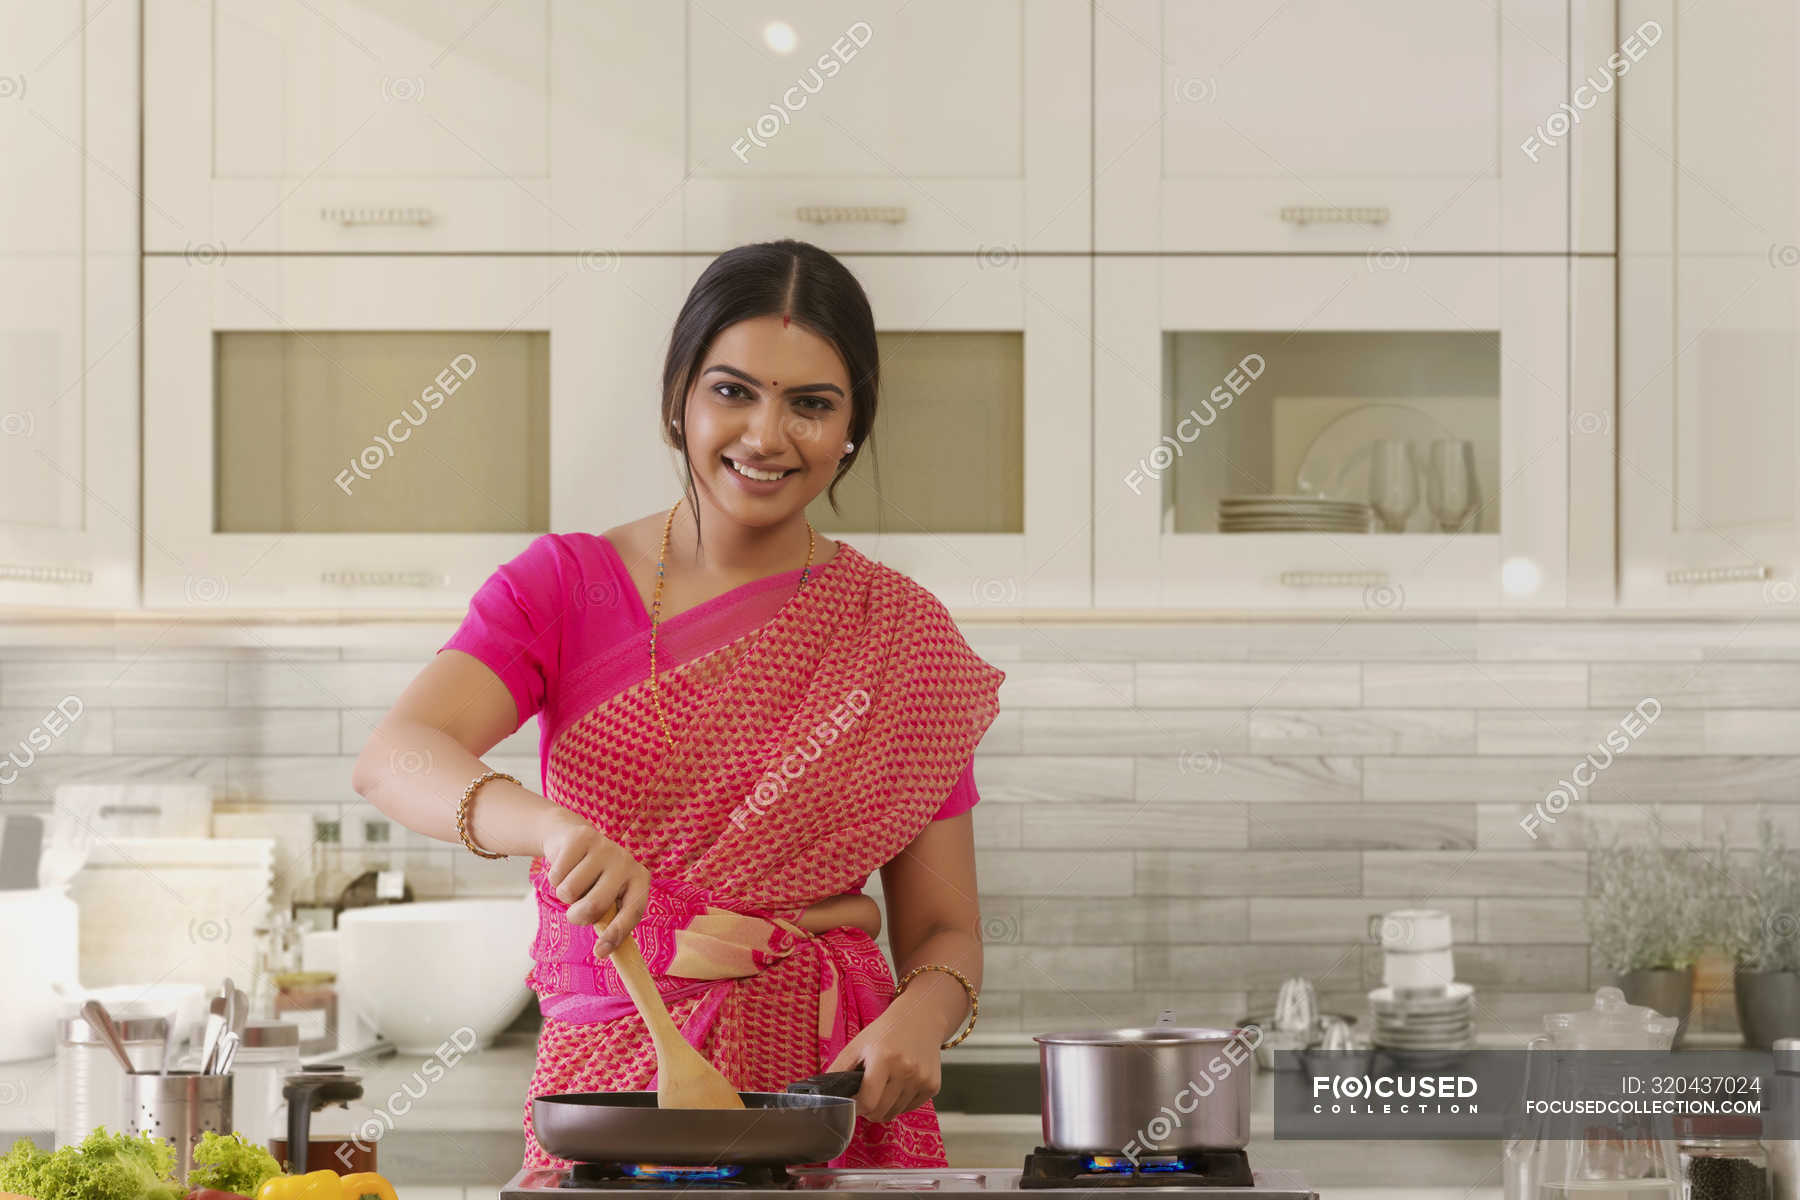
[1586,824,1712,976]
[1717,818,1800,973]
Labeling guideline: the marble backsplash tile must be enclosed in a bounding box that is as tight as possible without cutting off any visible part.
[7,614,1800,1034]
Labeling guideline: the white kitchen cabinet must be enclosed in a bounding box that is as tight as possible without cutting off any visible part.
[679,0,1090,253]
[1618,0,1800,607]
[1093,255,1570,609]
[145,1,1088,257]
[142,255,690,609]
[0,0,140,609]
[144,2,685,254]
[1095,0,1575,253]
[784,255,1092,608]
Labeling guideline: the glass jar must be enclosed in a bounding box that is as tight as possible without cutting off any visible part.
[231,1020,302,1156]
[54,1011,168,1148]
[273,971,338,1056]
[1678,1115,1770,1200]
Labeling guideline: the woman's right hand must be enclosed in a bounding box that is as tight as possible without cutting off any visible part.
[539,810,652,955]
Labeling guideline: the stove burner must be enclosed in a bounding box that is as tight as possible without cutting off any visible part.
[1020,1147,1255,1188]
[560,1163,792,1190]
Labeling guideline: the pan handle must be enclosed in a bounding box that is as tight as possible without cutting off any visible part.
[784,1067,865,1097]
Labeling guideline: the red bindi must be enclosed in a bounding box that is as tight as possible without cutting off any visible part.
[782,314,791,328]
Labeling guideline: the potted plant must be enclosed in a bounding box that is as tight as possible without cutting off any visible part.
[1586,826,1708,1045]
[1718,819,1800,1049]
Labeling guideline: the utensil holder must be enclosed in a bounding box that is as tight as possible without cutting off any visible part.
[124,1070,231,1183]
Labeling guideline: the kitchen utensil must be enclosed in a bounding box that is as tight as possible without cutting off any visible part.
[596,900,744,1110]
[125,1069,232,1183]
[1295,402,1455,534]
[1426,438,1478,532]
[198,994,226,1074]
[1368,440,1420,532]
[215,1031,240,1074]
[55,1010,169,1148]
[530,1068,866,1166]
[80,999,137,1075]
[1273,977,1318,1033]
[1033,1012,1255,1152]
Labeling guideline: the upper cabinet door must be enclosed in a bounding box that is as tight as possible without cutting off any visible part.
[1093,255,1571,610]
[1619,0,1800,607]
[0,0,139,609]
[144,3,686,254]
[680,0,1090,253]
[1095,0,1573,253]
[792,255,1092,608]
[142,254,689,610]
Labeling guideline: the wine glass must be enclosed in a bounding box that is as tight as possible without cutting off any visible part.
[1426,439,1477,533]
[1368,440,1419,533]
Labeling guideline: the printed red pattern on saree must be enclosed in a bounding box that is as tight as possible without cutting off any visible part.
[519,540,1003,1170]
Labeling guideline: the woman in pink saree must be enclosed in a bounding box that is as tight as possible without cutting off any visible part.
[351,239,1005,1171]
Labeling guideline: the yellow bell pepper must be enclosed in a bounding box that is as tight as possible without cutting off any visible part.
[257,1170,342,1200]
[339,1172,399,1200]
[253,1168,398,1200]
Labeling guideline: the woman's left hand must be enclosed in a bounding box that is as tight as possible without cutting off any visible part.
[823,992,943,1122]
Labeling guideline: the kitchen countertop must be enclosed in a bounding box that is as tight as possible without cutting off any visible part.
[0,1031,1518,1195]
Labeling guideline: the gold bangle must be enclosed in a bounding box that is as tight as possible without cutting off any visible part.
[456,770,518,860]
[895,963,979,1050]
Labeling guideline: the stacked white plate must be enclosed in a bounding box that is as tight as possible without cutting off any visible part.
[1217,496,1373,533]
[1369,982,1476,1055]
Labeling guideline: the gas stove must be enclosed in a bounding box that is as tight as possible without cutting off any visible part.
[498,1152,1317,1198]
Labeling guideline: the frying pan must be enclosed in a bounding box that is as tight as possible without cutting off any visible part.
[532,1068,866,1166]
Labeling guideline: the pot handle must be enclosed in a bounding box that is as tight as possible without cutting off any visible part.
[785,1067,865,1097]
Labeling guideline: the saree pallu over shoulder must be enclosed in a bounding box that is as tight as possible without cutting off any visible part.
[519,541,1004,1171]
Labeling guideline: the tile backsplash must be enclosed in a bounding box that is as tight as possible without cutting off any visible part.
[7,615,1800,1039]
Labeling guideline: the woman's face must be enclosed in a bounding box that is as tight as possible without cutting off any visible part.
[679,314,855,531]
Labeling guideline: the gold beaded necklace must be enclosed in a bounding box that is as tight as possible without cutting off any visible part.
[648,496,816,749]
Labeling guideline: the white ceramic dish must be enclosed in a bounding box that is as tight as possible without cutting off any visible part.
[337,894,536,1053]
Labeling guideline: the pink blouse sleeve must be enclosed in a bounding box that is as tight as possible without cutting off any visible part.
[931,757,980,820]
[439,533,574,729]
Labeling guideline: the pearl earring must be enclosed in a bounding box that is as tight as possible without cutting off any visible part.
[843,441,854,453]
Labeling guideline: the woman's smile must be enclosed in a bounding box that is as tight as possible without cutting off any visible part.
[722,453,801,489]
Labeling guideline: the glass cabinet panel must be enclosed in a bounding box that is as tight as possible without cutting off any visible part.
[807,331,1023,536]
[213,331,549,534]
[1161,331,1500,536]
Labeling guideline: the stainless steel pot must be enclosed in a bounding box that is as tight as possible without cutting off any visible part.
[1033,1012,1258,1153]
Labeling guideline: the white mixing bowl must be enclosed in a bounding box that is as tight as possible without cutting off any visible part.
[337,894,536,1053]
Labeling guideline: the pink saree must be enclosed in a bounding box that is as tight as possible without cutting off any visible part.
[518,538,1004,1170]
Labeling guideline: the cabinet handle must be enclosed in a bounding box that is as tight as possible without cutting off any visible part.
[0,563,94,584]
[320,569,449,588]
[1665,565,1771,585]
[1280,570,1390,588]
[320,206,436,228]
[794,205,907,225]
[1279,205,1390,226]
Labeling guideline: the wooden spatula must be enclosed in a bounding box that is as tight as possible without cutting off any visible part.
[597,901,745,1110]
